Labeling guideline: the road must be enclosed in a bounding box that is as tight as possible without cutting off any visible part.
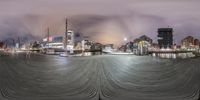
[0,52,200,100]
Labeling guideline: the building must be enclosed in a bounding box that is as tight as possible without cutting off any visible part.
[181,36,199,49]
[0,41,4,48]
[181,36,194,48]
[157,28,173,48]
[150,43,160,51]
[133,35,153,55]
[42,30,75,50]
[138,35,153,44]
[133,35,153,44]
[66,30,74,45]
[43,36,64,49]
[194,39,199,46]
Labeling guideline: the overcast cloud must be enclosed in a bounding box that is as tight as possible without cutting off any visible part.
[0,0,200,45]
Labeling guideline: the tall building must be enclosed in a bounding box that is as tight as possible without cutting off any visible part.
[157,28,173,48]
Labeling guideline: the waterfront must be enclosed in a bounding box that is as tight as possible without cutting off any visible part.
[0,53,200,100]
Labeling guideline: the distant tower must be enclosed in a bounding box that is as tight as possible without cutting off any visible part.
[64,18,68,49]
[157,28,173,48]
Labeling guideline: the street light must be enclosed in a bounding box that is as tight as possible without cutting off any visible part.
[123,37,128,52]
[124,37,127,42]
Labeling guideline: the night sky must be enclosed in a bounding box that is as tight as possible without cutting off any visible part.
[0,0,200,45]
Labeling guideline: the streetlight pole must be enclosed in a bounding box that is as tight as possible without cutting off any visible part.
[124,37,127,52]
[47,27,50,48]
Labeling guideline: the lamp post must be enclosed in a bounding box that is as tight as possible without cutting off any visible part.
[124,37,128,52]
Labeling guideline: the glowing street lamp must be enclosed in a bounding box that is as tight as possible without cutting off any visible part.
[124,37,127,42]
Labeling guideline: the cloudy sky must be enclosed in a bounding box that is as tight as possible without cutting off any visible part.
[0,0,200,45]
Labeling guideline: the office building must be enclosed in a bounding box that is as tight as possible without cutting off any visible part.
[157,28,173,48]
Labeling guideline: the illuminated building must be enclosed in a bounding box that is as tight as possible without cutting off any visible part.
[133,35,153,55]
[181,36,194,48]
[181,36,199,50]
[135,35,153,44]
[42,30,74,50]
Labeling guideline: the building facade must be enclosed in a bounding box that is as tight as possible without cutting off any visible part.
[0,42,4,48]
[157,28,173,48]
[181,36,194,48]
[138,35,153,44]
[133,35,153,55]
[181,36,199,50]
[42,30,75,49]
[194,39,199,46]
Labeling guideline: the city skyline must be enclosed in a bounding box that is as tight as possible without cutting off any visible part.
[0,0,200,45]
[1,1,200,100]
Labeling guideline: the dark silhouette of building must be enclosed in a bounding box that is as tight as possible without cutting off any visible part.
[0,41,4,48]
[157,28,173,48]
[194,39,199,46]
